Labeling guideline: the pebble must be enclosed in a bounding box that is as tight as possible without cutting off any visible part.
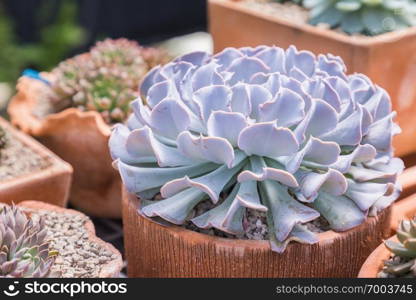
[242,0,309,25]
[29,210,115,278]
[181,198,331,241]
[0,130,51,181]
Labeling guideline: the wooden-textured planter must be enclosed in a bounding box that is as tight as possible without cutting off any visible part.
[122,188,392,278]
[358,236,397,278]
[0,117,72,207]
[8,76,121,218]
[390,194,416,233]
[18,200,123,278]
[208,0,416,157]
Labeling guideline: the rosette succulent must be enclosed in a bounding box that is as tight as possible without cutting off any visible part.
[0,205,56,277]
[110,45,403,252]
[49,38,170,124]
[294,0,416,35]
[379,218,416,277]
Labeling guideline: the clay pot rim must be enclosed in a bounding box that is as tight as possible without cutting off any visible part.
[358,236,396,278]
[0,117,73,187]
[37,107,110,137]
[17,200,123,278]
[398,165,416,199]
[8,75,111,137]
[124,187,390,252]
[219,0,416,47]
[390,193,416,233]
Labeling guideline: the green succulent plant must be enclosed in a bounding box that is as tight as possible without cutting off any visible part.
[49,38,170,124]
[0,205,57,278]
[379,218,416,277]
[294,0,416,35]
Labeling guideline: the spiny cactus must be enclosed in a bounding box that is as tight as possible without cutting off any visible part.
[379,219,416,277]
[109,45,403,252]
[0,205,57,277]
[50,38,170,124]
[297,0,416,35]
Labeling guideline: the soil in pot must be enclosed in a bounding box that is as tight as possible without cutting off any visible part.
[0,129,51,181]
[241,0,309,25]
[20,201,123,278]
[181,198,330,240]
[30,210,118,278]
[0,117,72,207]
[238,0,395,36]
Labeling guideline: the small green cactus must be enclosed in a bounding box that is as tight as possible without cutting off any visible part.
[288,0,416,35]
[50,38,170,124]
[0,205,57,278]
[379,218,416,277]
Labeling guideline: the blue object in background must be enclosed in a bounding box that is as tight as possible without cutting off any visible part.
[22,69,50,85]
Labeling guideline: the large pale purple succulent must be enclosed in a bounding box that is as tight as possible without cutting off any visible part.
[109,45,403,252]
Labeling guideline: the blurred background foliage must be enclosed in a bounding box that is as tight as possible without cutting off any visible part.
[0,0,207,84]
[0,0,84,83]
[0,0,207,113]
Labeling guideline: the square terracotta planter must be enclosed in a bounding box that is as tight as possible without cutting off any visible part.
[208,0,416,157]
[0,117,72,207]
[8,76,121,218]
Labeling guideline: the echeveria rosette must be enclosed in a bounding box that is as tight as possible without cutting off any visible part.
[109,45,403,252]
[300,0,416,35]
[0,205,57,277]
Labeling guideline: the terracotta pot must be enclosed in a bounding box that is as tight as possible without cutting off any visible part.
[8,76,121,218]
[17,200,123,278]
[122,187,392,278]
[358,236,397,278]
[0,117,72,207]
[208,0,416,157]
[390,194,416,232]
[399,153,416,199]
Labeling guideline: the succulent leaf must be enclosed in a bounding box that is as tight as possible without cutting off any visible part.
[110,46,403,252]
[298,0,416,35]
[380,218,416,277]
[0,205,56,278]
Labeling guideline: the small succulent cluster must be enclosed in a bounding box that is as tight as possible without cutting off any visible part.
[110,45,403,252]
[50,38,170,124]
[379,219,416,277]
[289,0,416,35]
[0,205,56,277]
